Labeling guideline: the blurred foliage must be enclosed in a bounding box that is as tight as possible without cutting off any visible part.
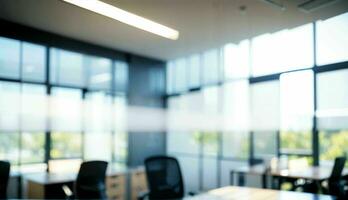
[320,130,348,163]
[280,130,312,151]
[50,132,82,159]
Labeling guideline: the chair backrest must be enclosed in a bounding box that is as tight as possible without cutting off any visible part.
[75,160,108,199]
[329,156,346,182]
[145,156,184,199]
[0,161,10,199]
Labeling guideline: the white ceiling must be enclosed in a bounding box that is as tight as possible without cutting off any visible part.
[0,0,347,61]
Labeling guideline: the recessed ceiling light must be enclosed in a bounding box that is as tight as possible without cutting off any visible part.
[62,0,179,40]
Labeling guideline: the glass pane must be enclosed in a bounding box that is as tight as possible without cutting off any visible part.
[87,56,112,90]
[254,131,277,159]
[317,12,348,66]
[222,80,249,159]
[84,132,112,161]
[21,132,45,164]
[174,58,187,92]
[175,155,200,193]
[51,132,82,159]
[202,49,220,85]
[251,24,313,76]
[22,42,46,82]
[319,131,348,166]
[0,37,20,79]
[250,81,280,131]
[202,86,220,156]
[114,61,128,93]
[188,54,200,88]
[202,132,218,156]
[114,96,128,162]
[0,81,21,131]
[317,69,348,165]
[280,70,313,154]
[0,132,19,165]
[167,94,200,154]
[50,48,85,87]
[84,92,113,161]
[50,88,82,160]
[223,40,250,79]
[251,81,280,158]
[222,132,248,159]
[202,158,218,190]
[166,61,175,94]
[21,84,47,131]
[50,87,83,132]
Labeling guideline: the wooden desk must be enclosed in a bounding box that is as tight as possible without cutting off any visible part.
[25,167,146,200]
[184,186,336,200]
[26,171,126,199]
[230,165,348,188]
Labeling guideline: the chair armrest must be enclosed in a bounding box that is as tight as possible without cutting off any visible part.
[62,184,74,199]
[188,191,196,196]
[137,190,149,200]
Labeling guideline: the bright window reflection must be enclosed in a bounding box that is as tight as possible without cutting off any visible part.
[223,40,250,79]
[317,12,348,66]
[251,24,313,76]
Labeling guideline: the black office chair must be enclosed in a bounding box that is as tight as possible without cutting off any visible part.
[62,160,108,199]
[139,156,184,200]
[0,161,10,199]
[295,157,346,197]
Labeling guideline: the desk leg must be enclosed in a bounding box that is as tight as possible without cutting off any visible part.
[271,176,280,189]
[17,175,22,198]
[238,172,245,186]
[230,171,234,186]
[261,173,267,189]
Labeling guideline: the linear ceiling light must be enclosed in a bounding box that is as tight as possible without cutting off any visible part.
[298,0,341,12]
[62,0,179,40]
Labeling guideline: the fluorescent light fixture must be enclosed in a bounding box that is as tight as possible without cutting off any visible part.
[63,0,179,40]
[260,0,286,11]
[298,0,340,12]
